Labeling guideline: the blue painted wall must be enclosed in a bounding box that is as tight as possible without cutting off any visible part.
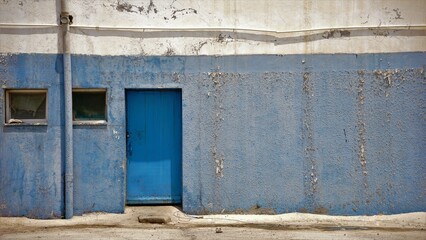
[0,53,425,218]
[0,54,64,218]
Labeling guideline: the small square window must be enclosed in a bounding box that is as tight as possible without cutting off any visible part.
[5,89,48,124]
[72,89,107,123]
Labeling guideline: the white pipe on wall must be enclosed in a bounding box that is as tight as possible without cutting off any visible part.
[61,0,74,220]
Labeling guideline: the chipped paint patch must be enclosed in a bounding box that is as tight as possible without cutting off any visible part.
[322,30,351,39]
[372,69,404,97]
[113,129,120,140]
[209,71,225,178]
[0,203,6,210]
[356,70,369,190]
[110,0,152,15]
[302,71,318,211]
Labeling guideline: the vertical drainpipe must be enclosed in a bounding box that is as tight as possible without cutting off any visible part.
[60,0,73,219]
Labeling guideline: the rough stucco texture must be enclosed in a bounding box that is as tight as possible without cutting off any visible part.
[0,53,425,218]
[0,54,64,218]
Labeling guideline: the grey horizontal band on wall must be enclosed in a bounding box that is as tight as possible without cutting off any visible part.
[0,23,425,35]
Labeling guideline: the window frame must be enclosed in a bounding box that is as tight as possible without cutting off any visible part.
[4,89,48,125]
[72,88,108,125]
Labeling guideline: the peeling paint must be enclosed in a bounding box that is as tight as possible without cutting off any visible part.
[374,70,396,88]
[372,69,410,97]
[172,72,180,83]
[111,1,152,15]
[147,0,157,14]
[371,28,390,37]
[2,1,426,55]
[302,71,318,211]
[170,8,197,20]
[322,30,351,39]
[192,41,207,55]
[360,14,369,24]
[0,53,12,67]
[392,8,403,20]
[165,47,176,56]
[1,53,425,218]
[217,33,233,43]
[356,70,369,194]
[113,1,143,14]
[113,129,120,140]
[208,71,225,178]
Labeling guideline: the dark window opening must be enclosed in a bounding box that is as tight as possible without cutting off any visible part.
[72,90,107,121]
[5,89,48,124]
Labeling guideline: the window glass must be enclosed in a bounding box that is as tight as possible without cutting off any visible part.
[5,90,47,124]
[72,90,106,121]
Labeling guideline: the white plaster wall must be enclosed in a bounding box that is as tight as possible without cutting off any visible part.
[0,0,425,55]
[0,0,60,54]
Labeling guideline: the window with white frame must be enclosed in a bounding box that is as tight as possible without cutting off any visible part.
[5,89,48,124]
[72,89,107,123]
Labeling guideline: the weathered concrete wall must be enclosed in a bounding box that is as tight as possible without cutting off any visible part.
[0,0,425,55]
[1,53,424,217]
[0,0,425,218]
[0,54,64,218]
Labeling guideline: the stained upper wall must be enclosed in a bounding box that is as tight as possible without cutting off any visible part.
[0,0,425,55]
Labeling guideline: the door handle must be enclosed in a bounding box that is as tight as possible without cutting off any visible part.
[128,142,132,156]
[127,132,132,156]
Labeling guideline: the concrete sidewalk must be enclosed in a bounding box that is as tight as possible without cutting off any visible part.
[0,207,425,239]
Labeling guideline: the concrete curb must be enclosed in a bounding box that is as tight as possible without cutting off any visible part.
[0,207,425,231]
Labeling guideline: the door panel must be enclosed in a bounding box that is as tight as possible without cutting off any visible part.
[126,90,182,204]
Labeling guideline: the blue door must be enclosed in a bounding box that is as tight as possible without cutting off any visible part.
[126,90,182,204]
